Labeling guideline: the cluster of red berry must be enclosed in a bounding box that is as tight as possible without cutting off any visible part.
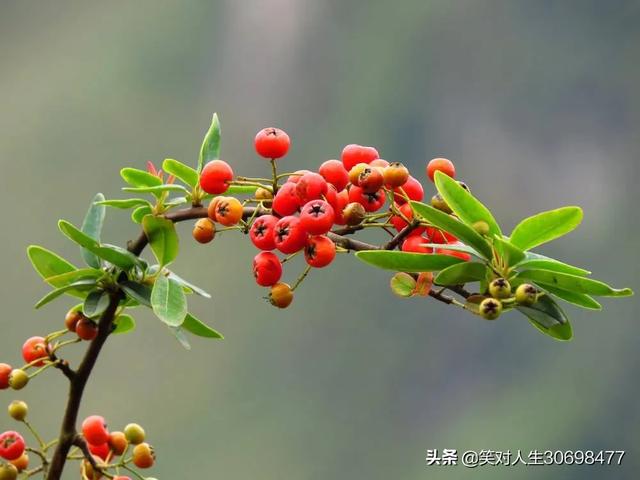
[194,127,470,308]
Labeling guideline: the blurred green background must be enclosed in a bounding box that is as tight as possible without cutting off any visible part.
[1,1,638,478]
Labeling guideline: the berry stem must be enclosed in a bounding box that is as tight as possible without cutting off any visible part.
[270,159,278,194]
[291,265,312,291]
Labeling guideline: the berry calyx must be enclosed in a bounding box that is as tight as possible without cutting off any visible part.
[348,186,385,212]
[192,218,216,244]
[82,415,110,445]
[21,337,48,367]
[383,162,409,188]
[0,431,25,461]
[7,371,28,391]
[479,298,503,320]
[426,157,456,182]
[124,423,146,445]
[254,127,290,159]
[76,318,99,341]
[7,401,28,422]
[515,284,538,306]
[274,216,308,254]
[132,442,155,469]
[0,364,12,390]
[269,283,294,309]
[489,278,511,299]
[214,197,243,226]
[199,160,234,195]
[299,200,335,235]
[253,252,283,287]
[319,160,349,191]
[304,236,336,268]
[348,163,369,186]
[249,215,278,250]
[341,144,379,171]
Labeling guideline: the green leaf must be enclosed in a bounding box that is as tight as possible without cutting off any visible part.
[120,168,162,188]
[123,184,190,195]
[151,275,187,327]
[44,268,103,287]
[205,184,258,195]
[28,245,77,283]
[113,314,136,334]
[515,269,633,297]
[162,159,199,188]
[167,270,211,298]
[198,113,221,172]
[96,198,150,209]
[83,290,110,318]
[121,281,152,307]
[434,171,502,236]
[435,262,488,286]
[80,193,106,268]
[142,216,179,267]
[168,326,192,350]
[517,295,573,341]
[390,272,416,297]
[410,201,493,259]
[540,285,602,310]
[509,207,583,251]
[493,236,525,266]
[131,205,152,224]
[514,252,590,277]
[35,279,96,309]
[355,250,465,272]
[182,313,223,339]
[421,242,481,258]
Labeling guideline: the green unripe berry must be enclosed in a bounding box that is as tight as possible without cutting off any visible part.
[8,400,28,421]
[515,283,538,306]
[489,278,511,299]
[430,193,452,214]
[472,220,490,236]
[8,370,28,391]
[0,464,18,480]
[124,423,146,445]
[479,298,503,320]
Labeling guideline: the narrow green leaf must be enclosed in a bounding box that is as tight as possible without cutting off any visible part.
[203,184,258,196]
[168,326,192,350]
[515,269,633,297]
[517,295,573,341]
[410,201,493,259]
[515,252,590,277]
[198,113,221,172]
[80,193,106,268]
[434,171,502,236]
[167,270,211,298]
[83,290,110,318]
[162,159,199,188]
[540,285,602,310]
[390,272,416,297]
[121,281,152,307]
[510,207,583,251]
[28,246,76,283]
[421,243,481,258]
[131,205,152,224]
[45,268,103,287]
[113,314,136,335]
[35,279,96,309]
[355,250,465,272]
[151,275,187,327]
[123,184,190,195]
[96,198,150,209]
[435,262,488,286]
[142,216,179,267]
[182,313,223,339]
[493,236,525,266]
[120,168,162,188]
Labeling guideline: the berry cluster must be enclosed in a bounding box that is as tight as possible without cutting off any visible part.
[195,127,470,307]
[476,279,539,320]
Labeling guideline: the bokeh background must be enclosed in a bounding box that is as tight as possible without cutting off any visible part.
[1,1,638,479]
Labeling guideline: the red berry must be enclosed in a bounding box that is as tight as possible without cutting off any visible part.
[253,252,283,287]
[272,182,300,216]
[389,203,425,235]
[76,318,98,341]
[348,186,385,212]
[299,200,335,235]
[370,158,390,169]
[0,432,25,461]
[249,215,278,250]
[383,162,409,188]
[113,477,132,480]
[437,242,471,261]
[426,157,456,182]
[199,160,234,195]
[358,166,384,194]
[393,175,424,204]
[88,442,110,461]
[254,127,290,159]
[425,226,456,244]
[341,144,379,171]
[318,160,349,191]
[287,170,312,184]
[304,236,336,268]
[82,416,110,445]
[0,364,12,390]
[21,337,48,367]
[295,172,328,204]
[330,189,349,225]
[401,235,433,254]
[274,216,308,254]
